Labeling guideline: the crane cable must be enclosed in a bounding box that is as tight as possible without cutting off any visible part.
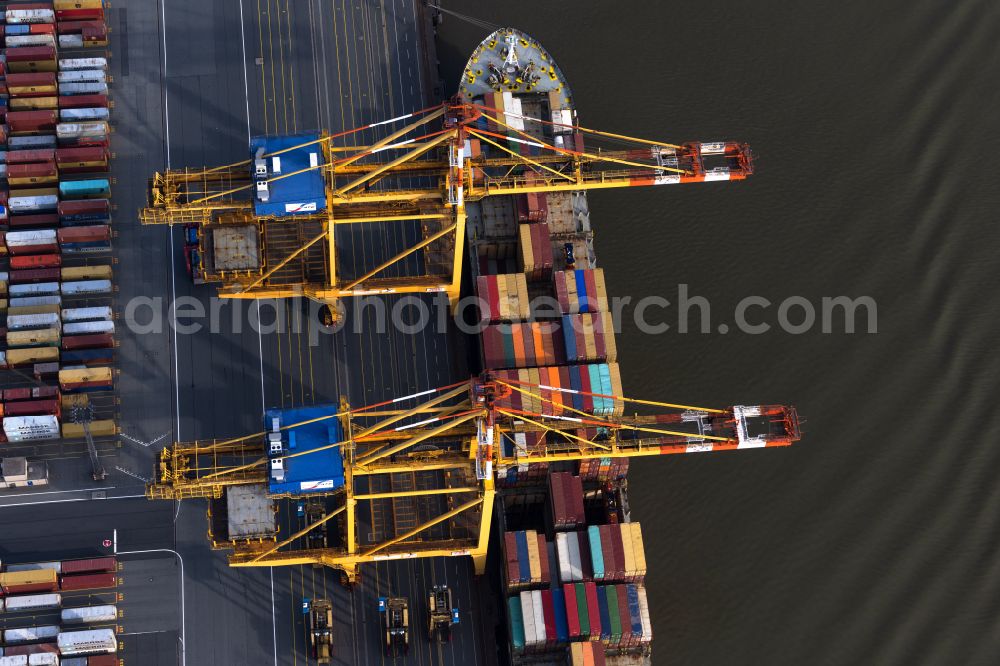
[496,376,726,414]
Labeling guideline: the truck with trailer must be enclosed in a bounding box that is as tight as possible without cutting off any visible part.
[427,585,459,643]
[378,597,409,657]
[307,598,333,663]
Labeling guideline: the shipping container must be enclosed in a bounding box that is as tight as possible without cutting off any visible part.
[60,557,117,575]
[1,592,61,610]
[60,332,112,350]
[27,655,59,666]
[58,367,113,391]
[507,596,525,651]
[56,629,117,656]
[4,561,61,574]
[2,625,59,643]
[5,328,60,347]
[60,419,115,439]
[61,604,117,624]
[58,57,108,71]
[60,279,111,294]
[2,415,60,442]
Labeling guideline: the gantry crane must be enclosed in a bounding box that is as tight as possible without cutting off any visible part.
[139,99,751,318]
[148,373,800,582]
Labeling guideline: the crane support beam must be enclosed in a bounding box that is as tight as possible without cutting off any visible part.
[340,222,457,292]
[361,496,484,558]
[334,132,453,198]
[353,487,479,501]
[250,505,347,563]
[355,412,480,467]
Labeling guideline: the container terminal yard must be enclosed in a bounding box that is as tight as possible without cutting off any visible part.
[0,1,801,665]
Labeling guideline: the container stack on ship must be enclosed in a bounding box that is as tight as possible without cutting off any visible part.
[459,29,652,666]
[0,0,116,478]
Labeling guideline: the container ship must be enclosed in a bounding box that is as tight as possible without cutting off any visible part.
[460,29,651,666]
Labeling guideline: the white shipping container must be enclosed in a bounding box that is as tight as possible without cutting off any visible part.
[555,533,570,583]
[0,164,7,178]
[5,8,55,23]
[8,196,59,213]
[5,230,58,246]
[57,82,110,96]
[5,34,56,47]
[636,585,652,643]
[63,320,113,335]
[531,589,545,646]
[567,531,582,582]
[4,561,62,574]
[61,604,117,624]
[56,122,109,139]
[3,416,61,442]
[60,107,110,121]
[3,594,61,612]
[60,35,85,49]
[57,70,107,84]
[11,295,62,308]
[60,659,88,666]
[57,628,117,656]
[6,313,61,330]
[61,280,112,295]
[28,655,59,666]
[59,57,108,71]
[0,656,29,666]
[3,625,59,643]
[9,282,61,297]
[519,591,534,648]
[61,306,112,322]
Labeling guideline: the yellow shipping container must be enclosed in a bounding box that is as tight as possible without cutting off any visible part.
[593,268,609,311]
[630,522,647,579]
[6,328,60,347]
[620,522,636,579]
[525,529,541,582]
[9,173,58,186]
[600,311,618,363]
[62,394,90,410]
[55,0,104,8]
[59,366,113,386]
[7,61,58,74]
[61,265,113,281]
[10,186,59,198]
[0,569,57,588]
[0,298,8,312]
[62,419,116,439]
[4,346,59,366]
[7,304,61,316]
[9,96,59,109]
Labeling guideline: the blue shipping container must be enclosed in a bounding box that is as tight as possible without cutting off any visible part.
[588,526,604,580]
[552,587,569,644]
[515,531,529,584]
[597,586,611,642]
[626,584,642,637]
[59,179,111,199]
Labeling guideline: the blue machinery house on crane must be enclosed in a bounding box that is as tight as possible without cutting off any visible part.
[266,404,346,495]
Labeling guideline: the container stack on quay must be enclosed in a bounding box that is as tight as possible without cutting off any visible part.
[0,556,119,664]
[0,1,116,461]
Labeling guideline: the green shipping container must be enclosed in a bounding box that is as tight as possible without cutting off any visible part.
[605,586,622,641]
[575,582,590,638]
[509,596,525,649]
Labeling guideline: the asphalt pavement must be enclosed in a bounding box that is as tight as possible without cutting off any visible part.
[4,1,493,665]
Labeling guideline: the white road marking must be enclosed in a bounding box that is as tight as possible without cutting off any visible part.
[0,494,146,508]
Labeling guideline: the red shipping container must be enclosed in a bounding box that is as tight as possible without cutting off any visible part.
[3,388,31,401]
[537,533,550,584]
[8,242,59,256]
[10,267,61,283]
[8,213,60,228]
[549,472,566,529]
[7,148,57,164]
[57,20,104,35]
[56,146,109,166]
[56,8,105,20]
[563,583,580,639]
[61,333,114,350]
[6,110,58,133]
[599,525,614,582]
[29,24,57,36]
[3,399,60,417]
[58,93,108,109]
[88,655,118,666]
[59,572,116,591]
[610,524,626,581]
[61,556,117,575]
[1,643,58,657]
[8,162,58,180]
[4,46,57,63]
[4,72,56,88]
[58,225,111,243]
[58,198,110,215]
[540,590,556,645]
[9,253,61,269]
[562,473,577,527]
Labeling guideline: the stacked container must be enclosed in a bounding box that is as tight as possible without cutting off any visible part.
[491,363,624,417]
[476,273,530,321]
[0,1,115,443]
[502,529,551,591]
